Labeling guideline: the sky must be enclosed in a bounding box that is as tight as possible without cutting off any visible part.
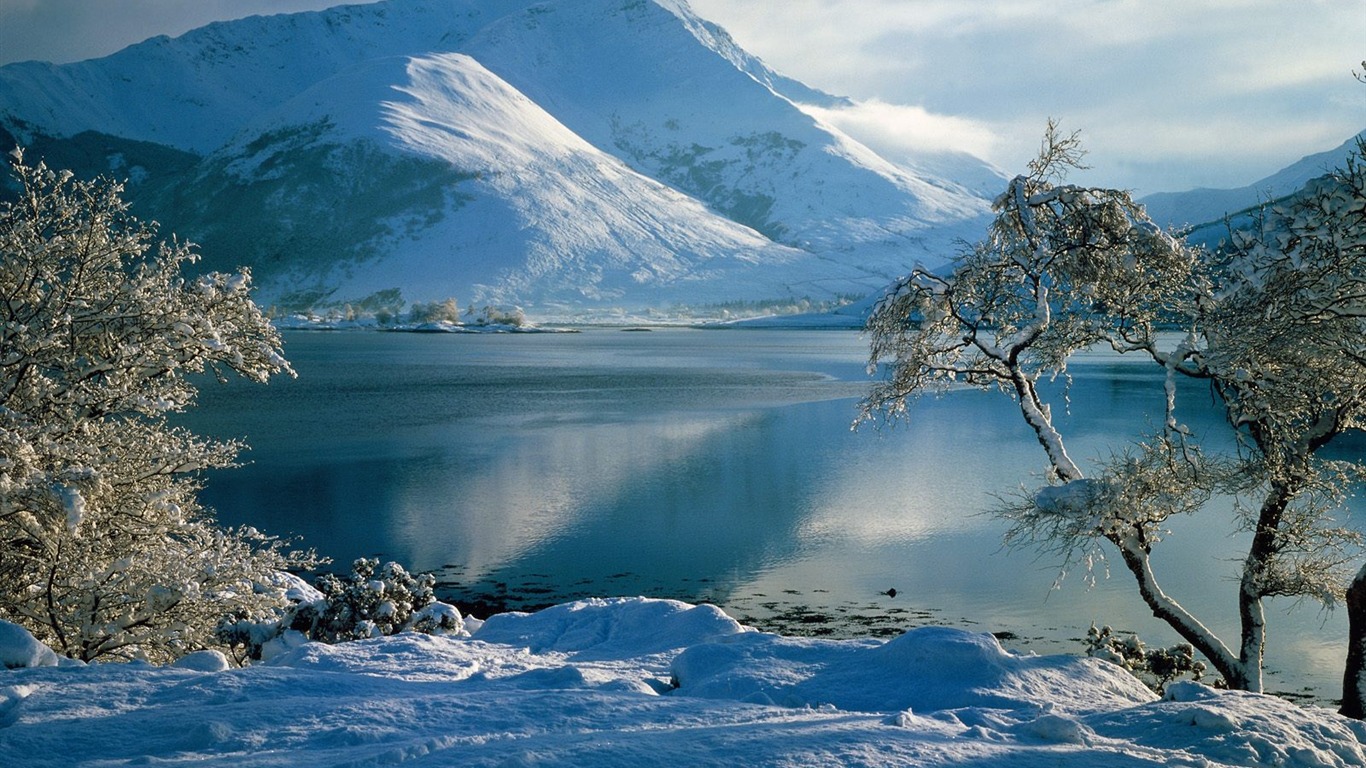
[1,0,1363,195]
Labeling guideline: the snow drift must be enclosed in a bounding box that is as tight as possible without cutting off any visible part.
[2,598,1365,767]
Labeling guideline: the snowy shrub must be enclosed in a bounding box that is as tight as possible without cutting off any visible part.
[301,558,447,642]
[408,602,465,635]
[407,298,461,324]
[0,151,318,663]
[464,304,527,327]
[218,558,464,661]
[1084,624,1207,694]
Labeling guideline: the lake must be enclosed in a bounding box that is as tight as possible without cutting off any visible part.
[181,327,1361,703]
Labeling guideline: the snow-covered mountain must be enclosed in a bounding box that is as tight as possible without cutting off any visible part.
[1142,130,1366,238]
[0,0,1000,319]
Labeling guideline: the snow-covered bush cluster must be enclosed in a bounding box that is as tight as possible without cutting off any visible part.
[218,558,466,662]
[464,303,527,327]
[1085,623,1206,694]
[407,297,461,324]
[0,151,316,663]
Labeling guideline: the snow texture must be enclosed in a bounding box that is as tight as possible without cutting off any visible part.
[2,597,1365,767]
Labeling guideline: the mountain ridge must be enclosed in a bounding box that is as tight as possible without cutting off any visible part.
[1141,130,1366,235]
[0,0,1001,318]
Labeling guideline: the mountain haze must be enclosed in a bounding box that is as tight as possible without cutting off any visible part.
[0,0,1000,319]
[1142,130,1366,240]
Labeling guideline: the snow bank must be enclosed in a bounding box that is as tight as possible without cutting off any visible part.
[0,621,58,669]
[1093,682,1366,767]
[2,598,1365,767]
[474,596,747,659]
[671,624,1156,714]
[171,650,231,673]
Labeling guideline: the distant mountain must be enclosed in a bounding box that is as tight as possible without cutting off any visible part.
[1141,130,1366,239]
[0,0,1001,320]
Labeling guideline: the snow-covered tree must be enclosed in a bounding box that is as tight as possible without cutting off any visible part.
[465,304,527,327]
[0,150,316,663]
[864,124,1197,479]
[864,124,1366,695]
[1200,151,1366,699]
[408,297,461,325]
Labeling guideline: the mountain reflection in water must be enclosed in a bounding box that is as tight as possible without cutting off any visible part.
[181,328,1361,703]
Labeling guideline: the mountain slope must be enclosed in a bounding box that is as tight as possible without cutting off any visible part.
[1142,130,1366,233]
[0,0,525,153]
[174,52,824,310]
[0,0,1000,318]
[461,0,988,254]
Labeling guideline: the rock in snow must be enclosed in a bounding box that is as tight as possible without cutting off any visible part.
[2,597,1366,766]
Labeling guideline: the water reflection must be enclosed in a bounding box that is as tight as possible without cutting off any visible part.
[183,328,1359,702]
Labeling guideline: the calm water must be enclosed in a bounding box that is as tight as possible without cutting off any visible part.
[182,328,1361,702]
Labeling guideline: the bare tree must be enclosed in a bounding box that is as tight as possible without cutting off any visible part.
[0,150,317,662]
[864,124,1366,694]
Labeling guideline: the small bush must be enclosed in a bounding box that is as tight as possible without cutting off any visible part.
[464,304,527,327]
[218,558,465,661]
[408,298,461,324]
[1085,623,1208,693]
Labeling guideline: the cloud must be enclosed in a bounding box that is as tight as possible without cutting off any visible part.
[798,99,1001,162]
[692,0,1366,194]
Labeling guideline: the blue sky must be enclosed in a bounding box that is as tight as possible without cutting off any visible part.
[1,0,1363,195]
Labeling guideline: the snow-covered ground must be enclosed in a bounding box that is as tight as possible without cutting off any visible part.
[3,597,1364,767]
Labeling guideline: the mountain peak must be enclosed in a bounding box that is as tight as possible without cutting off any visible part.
[0,0,997,319]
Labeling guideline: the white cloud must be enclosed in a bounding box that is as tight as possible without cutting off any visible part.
[798,99,1001,161]
[692,0,1366,194]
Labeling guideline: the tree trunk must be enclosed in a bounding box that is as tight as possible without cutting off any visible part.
[1234,480,1297,694]
[1236,575,1265,693]
[1114,537,1250,690]
[1006,368,1262,689]
[1340,563,1366,718]
[1009,372,1082,482]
